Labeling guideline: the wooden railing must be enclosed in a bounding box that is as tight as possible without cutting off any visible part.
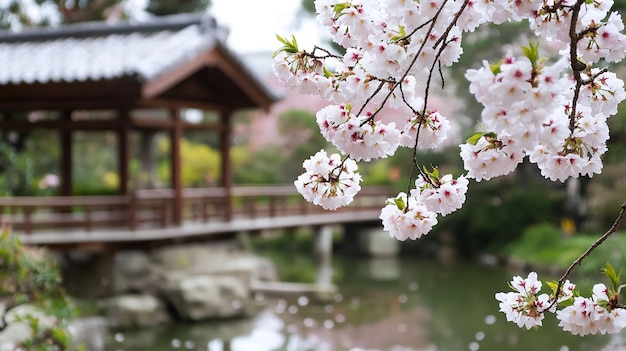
[0,185,393,234]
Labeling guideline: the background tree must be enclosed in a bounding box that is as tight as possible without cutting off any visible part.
[0,0,212,29]
[277,109,330,182]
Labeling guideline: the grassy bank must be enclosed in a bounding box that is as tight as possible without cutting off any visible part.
[502,223,626,278]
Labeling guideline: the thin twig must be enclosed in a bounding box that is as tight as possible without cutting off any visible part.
[567,0,586,133]
[551,202,626,307]
[359,0,451,121]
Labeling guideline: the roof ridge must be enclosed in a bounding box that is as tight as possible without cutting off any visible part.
[0,12,216,43]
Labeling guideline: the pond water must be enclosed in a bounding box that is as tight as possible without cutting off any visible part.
[104,255,624,351]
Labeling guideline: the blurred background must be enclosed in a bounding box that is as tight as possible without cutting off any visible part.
[0,0,625,350]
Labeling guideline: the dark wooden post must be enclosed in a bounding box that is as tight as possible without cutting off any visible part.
[60,110,73,196]
[170,108,183,225]
[139,131,156,188]
[220,110,233,221]
[117,108,131,196]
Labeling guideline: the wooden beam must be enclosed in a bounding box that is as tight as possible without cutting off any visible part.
[0,118,123,131]
[182,122,224,132]
[0,79,141,102]
[0,99,135,111]
[131,117,174,130]
[135,98,225,111]
[0,110,224,133]
[170,108,183,226]
[141,52,208,99]
[206,46,274,110]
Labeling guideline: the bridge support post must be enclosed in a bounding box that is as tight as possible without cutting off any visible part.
[342,224,401,257]
[314,225,334,297]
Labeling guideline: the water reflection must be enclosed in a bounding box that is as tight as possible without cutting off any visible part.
[106,256,625,351]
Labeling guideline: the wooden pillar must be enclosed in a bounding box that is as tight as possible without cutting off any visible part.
[220,110,233,221]
[170,108,183,225]
[0,112,10,142]
[60,110,73,196]
[117,108,131,195]
[139,131,156,188]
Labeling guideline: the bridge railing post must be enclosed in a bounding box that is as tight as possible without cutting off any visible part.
[269,196,276,217]
[160,198,169,228]
[23,206,33,234]
[128,195,137,230]
[85,206,93,231]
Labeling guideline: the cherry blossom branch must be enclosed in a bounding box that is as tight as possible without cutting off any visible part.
[360,0,450,122]
[405,2,469,195]
[356,79,388,122]
[302,46,343,60]
[567,0,588,132]
[433,0,469,49]
[400,18,436,43]
[552,202,626,307]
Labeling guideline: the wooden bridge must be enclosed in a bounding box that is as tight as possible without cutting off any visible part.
[0,185,391,251]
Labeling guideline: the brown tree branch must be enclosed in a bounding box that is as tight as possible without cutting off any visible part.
[551,202,626,307]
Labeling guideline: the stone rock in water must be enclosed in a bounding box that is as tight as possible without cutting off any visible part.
[0,304,55,348]
[68,317,108,351]
[99,294,170,328]
[163,275,249,321]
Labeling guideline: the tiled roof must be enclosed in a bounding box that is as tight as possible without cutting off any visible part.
[0,13,221,85]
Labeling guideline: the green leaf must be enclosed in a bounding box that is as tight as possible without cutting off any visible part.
[547,280,559,293]
[393,195,406,210]
[466,132,486,145]
[390,25,407,43]
[272,34,299,58]
[422,165,439,180]
[333,2,350,14]
[323,66,334,78]
[559,298,574,307]
[490,61,502,75]
[466,132,498,145]
[275,34,289,45]
[601,262,621,291]
[522,42,540,66]
[291,34,299,50]
[51,327,69,347]
[271,47,285,59]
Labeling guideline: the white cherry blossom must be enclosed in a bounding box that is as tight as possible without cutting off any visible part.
[380,192,438,241]
[294,150,362,210]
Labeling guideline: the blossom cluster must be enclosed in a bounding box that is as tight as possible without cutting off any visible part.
[463,52,625,182]
[276,0,625,245]
[497,271,626,336]
[294,150,362,210]
[379,172,468,240]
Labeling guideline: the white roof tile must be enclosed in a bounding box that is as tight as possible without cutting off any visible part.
[0,13,218,85]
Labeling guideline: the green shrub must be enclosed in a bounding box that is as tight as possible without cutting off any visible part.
[0,228,80,350]
[431,170,565,256]
[506,223,626,277]
[503,223,562,258]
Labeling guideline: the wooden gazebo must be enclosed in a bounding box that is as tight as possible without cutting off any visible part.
[0,12,276,229]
